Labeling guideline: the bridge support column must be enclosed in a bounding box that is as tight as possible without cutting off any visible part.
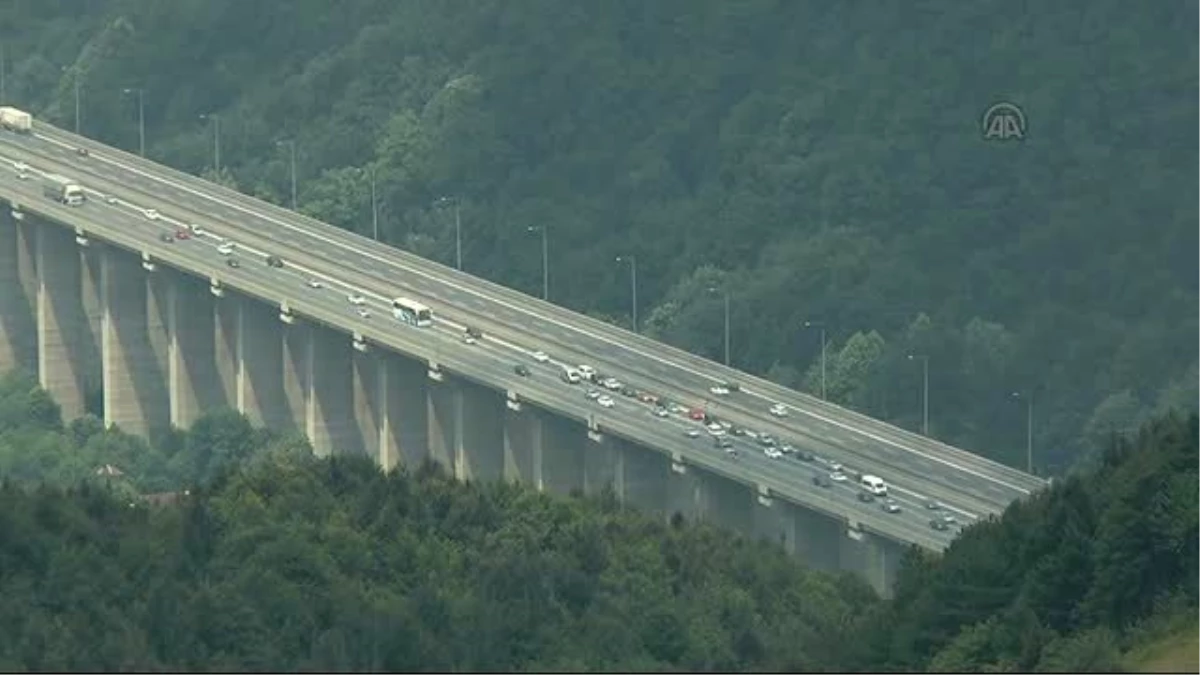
[458,380,504,483]
[0,208,36,377]
[35,222,87,421]
[309,324,360,457]
[101,245,170,439]
[584,436,623,499]
[213,290,239,414]
[666,454,707,524]
[792,505,842,573]
[753,488,798,554]
[281,318,311,435]
[620,441,668,516]
[238,297,287,428]
[391,355,428,469]
[699,470,754,534]
[539,413,585,495]
[503,404,541,486]
[426,373,456,472]
[352,346,400,470]
[167,274,220,429]
[79,244,102,414]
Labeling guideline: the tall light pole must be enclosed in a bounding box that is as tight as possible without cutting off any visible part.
[1011,390,1034,474]
[201,113,221,173]
[527,225,548,301]
[1,44,6,103]
[804,320,828,400]
[368,166,379,241]
[437,196,462,269]
[707,286,731,366]
[277,140,297,209]
[908,354,930,436]
[122,88,145,156]
[616,255,638,333]
[61,66,81,133]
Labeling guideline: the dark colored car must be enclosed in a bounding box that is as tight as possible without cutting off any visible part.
[796,450,816,462]
[159,232,174,243]
[226,257,240,268]
[857,491,875,503]
[76,147,89,157]
[929,519,949,531]
[812,475,832,488]
[513,364,531,377]
[266,255,284,268]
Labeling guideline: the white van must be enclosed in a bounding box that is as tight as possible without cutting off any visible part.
[860,474,888,496]
[561,367,581,384]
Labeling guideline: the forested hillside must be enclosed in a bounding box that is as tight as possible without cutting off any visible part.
[0,372,1195,672]
[0,0,1194,471]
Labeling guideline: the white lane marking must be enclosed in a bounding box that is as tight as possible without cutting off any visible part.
[27,134,1025,497]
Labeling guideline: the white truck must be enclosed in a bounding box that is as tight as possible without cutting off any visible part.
[43,173,86,206]
[0,107,32,133]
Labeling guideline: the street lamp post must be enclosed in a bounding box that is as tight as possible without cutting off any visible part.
[908,354,930,436]
[201,113,221,173]
[527,225,548,300]
[61,66,81,133]
[369,167,379,241]
[122,88,145,156]
[277,140,297,209]
[708,286,731,366]
[616,255,638,333]
[803,320,828,400]
[436,196,462,269]
[1011,390,1034,474]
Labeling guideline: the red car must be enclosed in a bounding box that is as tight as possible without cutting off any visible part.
[174,227,191,240]
[689,408,706,421]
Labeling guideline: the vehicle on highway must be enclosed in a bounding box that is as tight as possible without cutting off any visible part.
[266,255,284,268]
[597,395,614,408]
[812,474,832,488]
[104,194,119,205]
[462,326,483,344]
[829,471,848,482]
[347,293,366,305]
[764,447,783,459]
[600,376,621,390]
[585,389,601,401]
[769,403,788,417]
[561,367,581,384]
[669,403,687,415]
[188,223,204,236]
[925,500,942,511]
[724,446,738,459]
[709,384,730,396]
[12,161,29,176]
[42,173,86,206]
[860,474,888,496]
[795,449,816,462]
[929,518,950,532]
[688,407,705,421]
[758,433,776,446]
[828,461,844,472]
[684,429,700,438]
[637,392,658,404]
[174,227,191,240]
[938,513,958,525]
[356,307,371,319]
[143,208,160,221]
[531,350,549,363]
[159,232,174,243]
[714,437,733,449]
[513,364,531,377]
[305,278,323,289]
[620,385,637,397]
[652,407,669,418]
[217,242,235,256]
[706,422,725,436]
[0,107,33,133]
[76,147,89,157]
[881,499,902,514]
[226,257,240,269]
[391,296,433,327]
[577,365,596,381]
[857,491,875,503]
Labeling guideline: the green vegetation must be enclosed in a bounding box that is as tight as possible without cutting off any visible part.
[0,0,1194,475]
[0,372,1195,671]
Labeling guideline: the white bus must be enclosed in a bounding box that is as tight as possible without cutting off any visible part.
[391,297,433,327]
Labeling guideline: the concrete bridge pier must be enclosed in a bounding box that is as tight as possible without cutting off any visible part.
[539,412,585,495]
[308,324,361,457]
[426,371,457,471]
[503,403,541,487]
[792,505,843,574]
[166,273,221,429]
[390,354,428,470]
[281,317,312,436]
[100,245,170,439]
[620,440,669,516]
[213,291,239,412]
[840,528,903,599]
[698,470,755,534]
[352,346,402,470]
[236,296,289,429]
[457,379,504,483]
[583,433,623,499]
[35,222,88,421]
[0,208,36,377]
[79,243,102,414]
[753,487,799,554]
[666,454,707,524]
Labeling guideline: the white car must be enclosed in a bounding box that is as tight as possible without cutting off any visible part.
[829,461,844,472]
[830,471,848,482]
[143,208,160,221]
[684,429,700,438]
[347,293,366,306]
[216,242,235,256]
[653,407,669,418]
[104,194,119,205]
[769,403,788,417]
[463,334,477,345]
[706,422,726,436]
[597,395,614,408]
[306,279,324,289]
[709,385,730,396]
[577,365,596,380]
[601,377,622,391]
[764,447,783,459]
[189,223,204,235]
[585,389,602,401]
[356,307,371,319]
[532,350,550,363]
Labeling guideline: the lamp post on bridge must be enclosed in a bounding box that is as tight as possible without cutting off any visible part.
[707,286,731,366]
[616,255,638,333]
[121,87,145,157]
[803,320,828,400]
[907,353,930,436]
[527,225,549,301]
[1011,390,1035,474]
[276,139,297,210]
[200,113,221,173]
